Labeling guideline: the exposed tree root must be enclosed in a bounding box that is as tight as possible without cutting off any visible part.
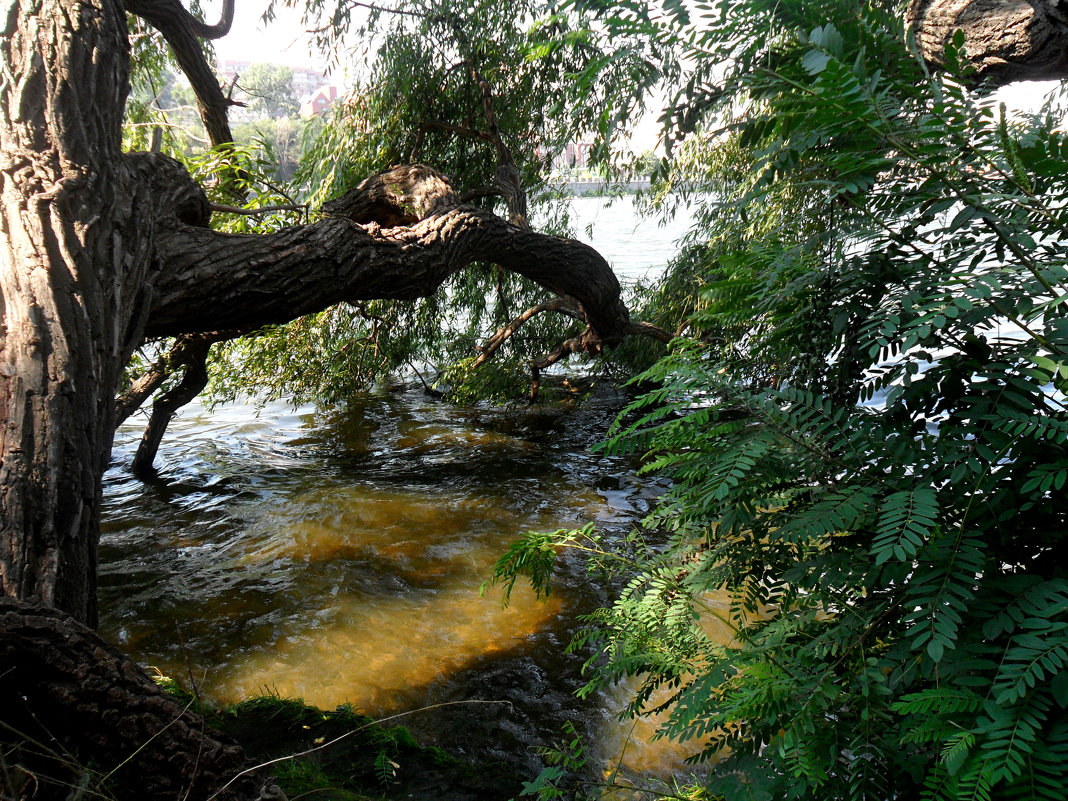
[0,599,268,800]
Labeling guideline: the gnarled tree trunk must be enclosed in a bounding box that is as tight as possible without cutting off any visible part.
[906,0,1068,83]
[0,598,262,800]
[0,4,261,795]
[0,0,138,627]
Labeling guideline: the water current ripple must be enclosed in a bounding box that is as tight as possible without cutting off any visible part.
[99,388,695,785]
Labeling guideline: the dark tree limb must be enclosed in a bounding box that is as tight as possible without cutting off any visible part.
[626,320,673,343]
[129,346,210,476]
[473,297,584,368]
[906,0,1068,83]
[122,333,231,476]
[124,0,237,40]
[117,161,643,474]
[115,332,227,426]
[125,0,237,149]
[0,599,267,800]
[530,331,593,402]
[147,164,631,349]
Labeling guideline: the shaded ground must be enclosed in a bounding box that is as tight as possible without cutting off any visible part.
[176,684,526,801]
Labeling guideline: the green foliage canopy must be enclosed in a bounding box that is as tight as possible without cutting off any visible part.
[209,0,651,406]
[493,1,1068,799]
[241,62,300,120]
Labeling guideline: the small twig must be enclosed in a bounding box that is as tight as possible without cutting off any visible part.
[124,120,210,145]
[306,0,427,33]
[210,202,307,216]
[206,700,514,801]
[405,357,442,397]
[418,119,494,142]
[342,0,426,16]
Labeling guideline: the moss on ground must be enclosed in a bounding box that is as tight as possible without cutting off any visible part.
[156,679,520,800]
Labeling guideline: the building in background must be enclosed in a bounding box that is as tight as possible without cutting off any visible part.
[300,85,339,118]
[216,58,251,84]
[291,67,328,98]
[553,142,594,171]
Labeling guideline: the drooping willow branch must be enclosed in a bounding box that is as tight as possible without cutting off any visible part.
[473,297,584,368]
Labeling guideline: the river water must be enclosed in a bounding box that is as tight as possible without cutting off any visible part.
[99,196,705,791]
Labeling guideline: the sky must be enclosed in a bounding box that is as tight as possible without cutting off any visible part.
[997,80,1062,115]
[203,0,665,151]
[207,1,328,70]
[203,1,1062,152]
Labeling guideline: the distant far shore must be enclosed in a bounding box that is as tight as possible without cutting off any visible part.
[550,178,652,196]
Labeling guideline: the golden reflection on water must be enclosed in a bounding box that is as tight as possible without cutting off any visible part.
[394,423,535,454]
[205,473,584,712]
[212,583,564,713]
[229,480,606,577]
[100,394,728,784]
[590,591,735,782]
[235,488,520,565]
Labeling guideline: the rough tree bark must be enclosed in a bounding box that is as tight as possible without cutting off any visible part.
[0,3,265,795]
[2,0,145,628]
[906,0,1068,83]
[144,163,629,346]
[0,598,263,800]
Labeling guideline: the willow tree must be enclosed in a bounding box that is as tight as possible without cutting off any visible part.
[0,1,630,794]
[0,0,1064,798]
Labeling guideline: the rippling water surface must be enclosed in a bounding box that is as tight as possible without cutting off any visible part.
[99,199,711,786]
[99,389,709,781]
[567,194,697,287]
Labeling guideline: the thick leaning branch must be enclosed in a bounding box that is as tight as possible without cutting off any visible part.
[143,165,631,350]
[146,209,630,346]
[906,0,1068,84]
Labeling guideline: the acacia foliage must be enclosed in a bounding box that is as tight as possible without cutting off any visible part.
[494,1,1068,798]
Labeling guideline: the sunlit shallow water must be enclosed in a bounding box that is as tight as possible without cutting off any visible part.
[99,197,710,789]
[99,388,707,785]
